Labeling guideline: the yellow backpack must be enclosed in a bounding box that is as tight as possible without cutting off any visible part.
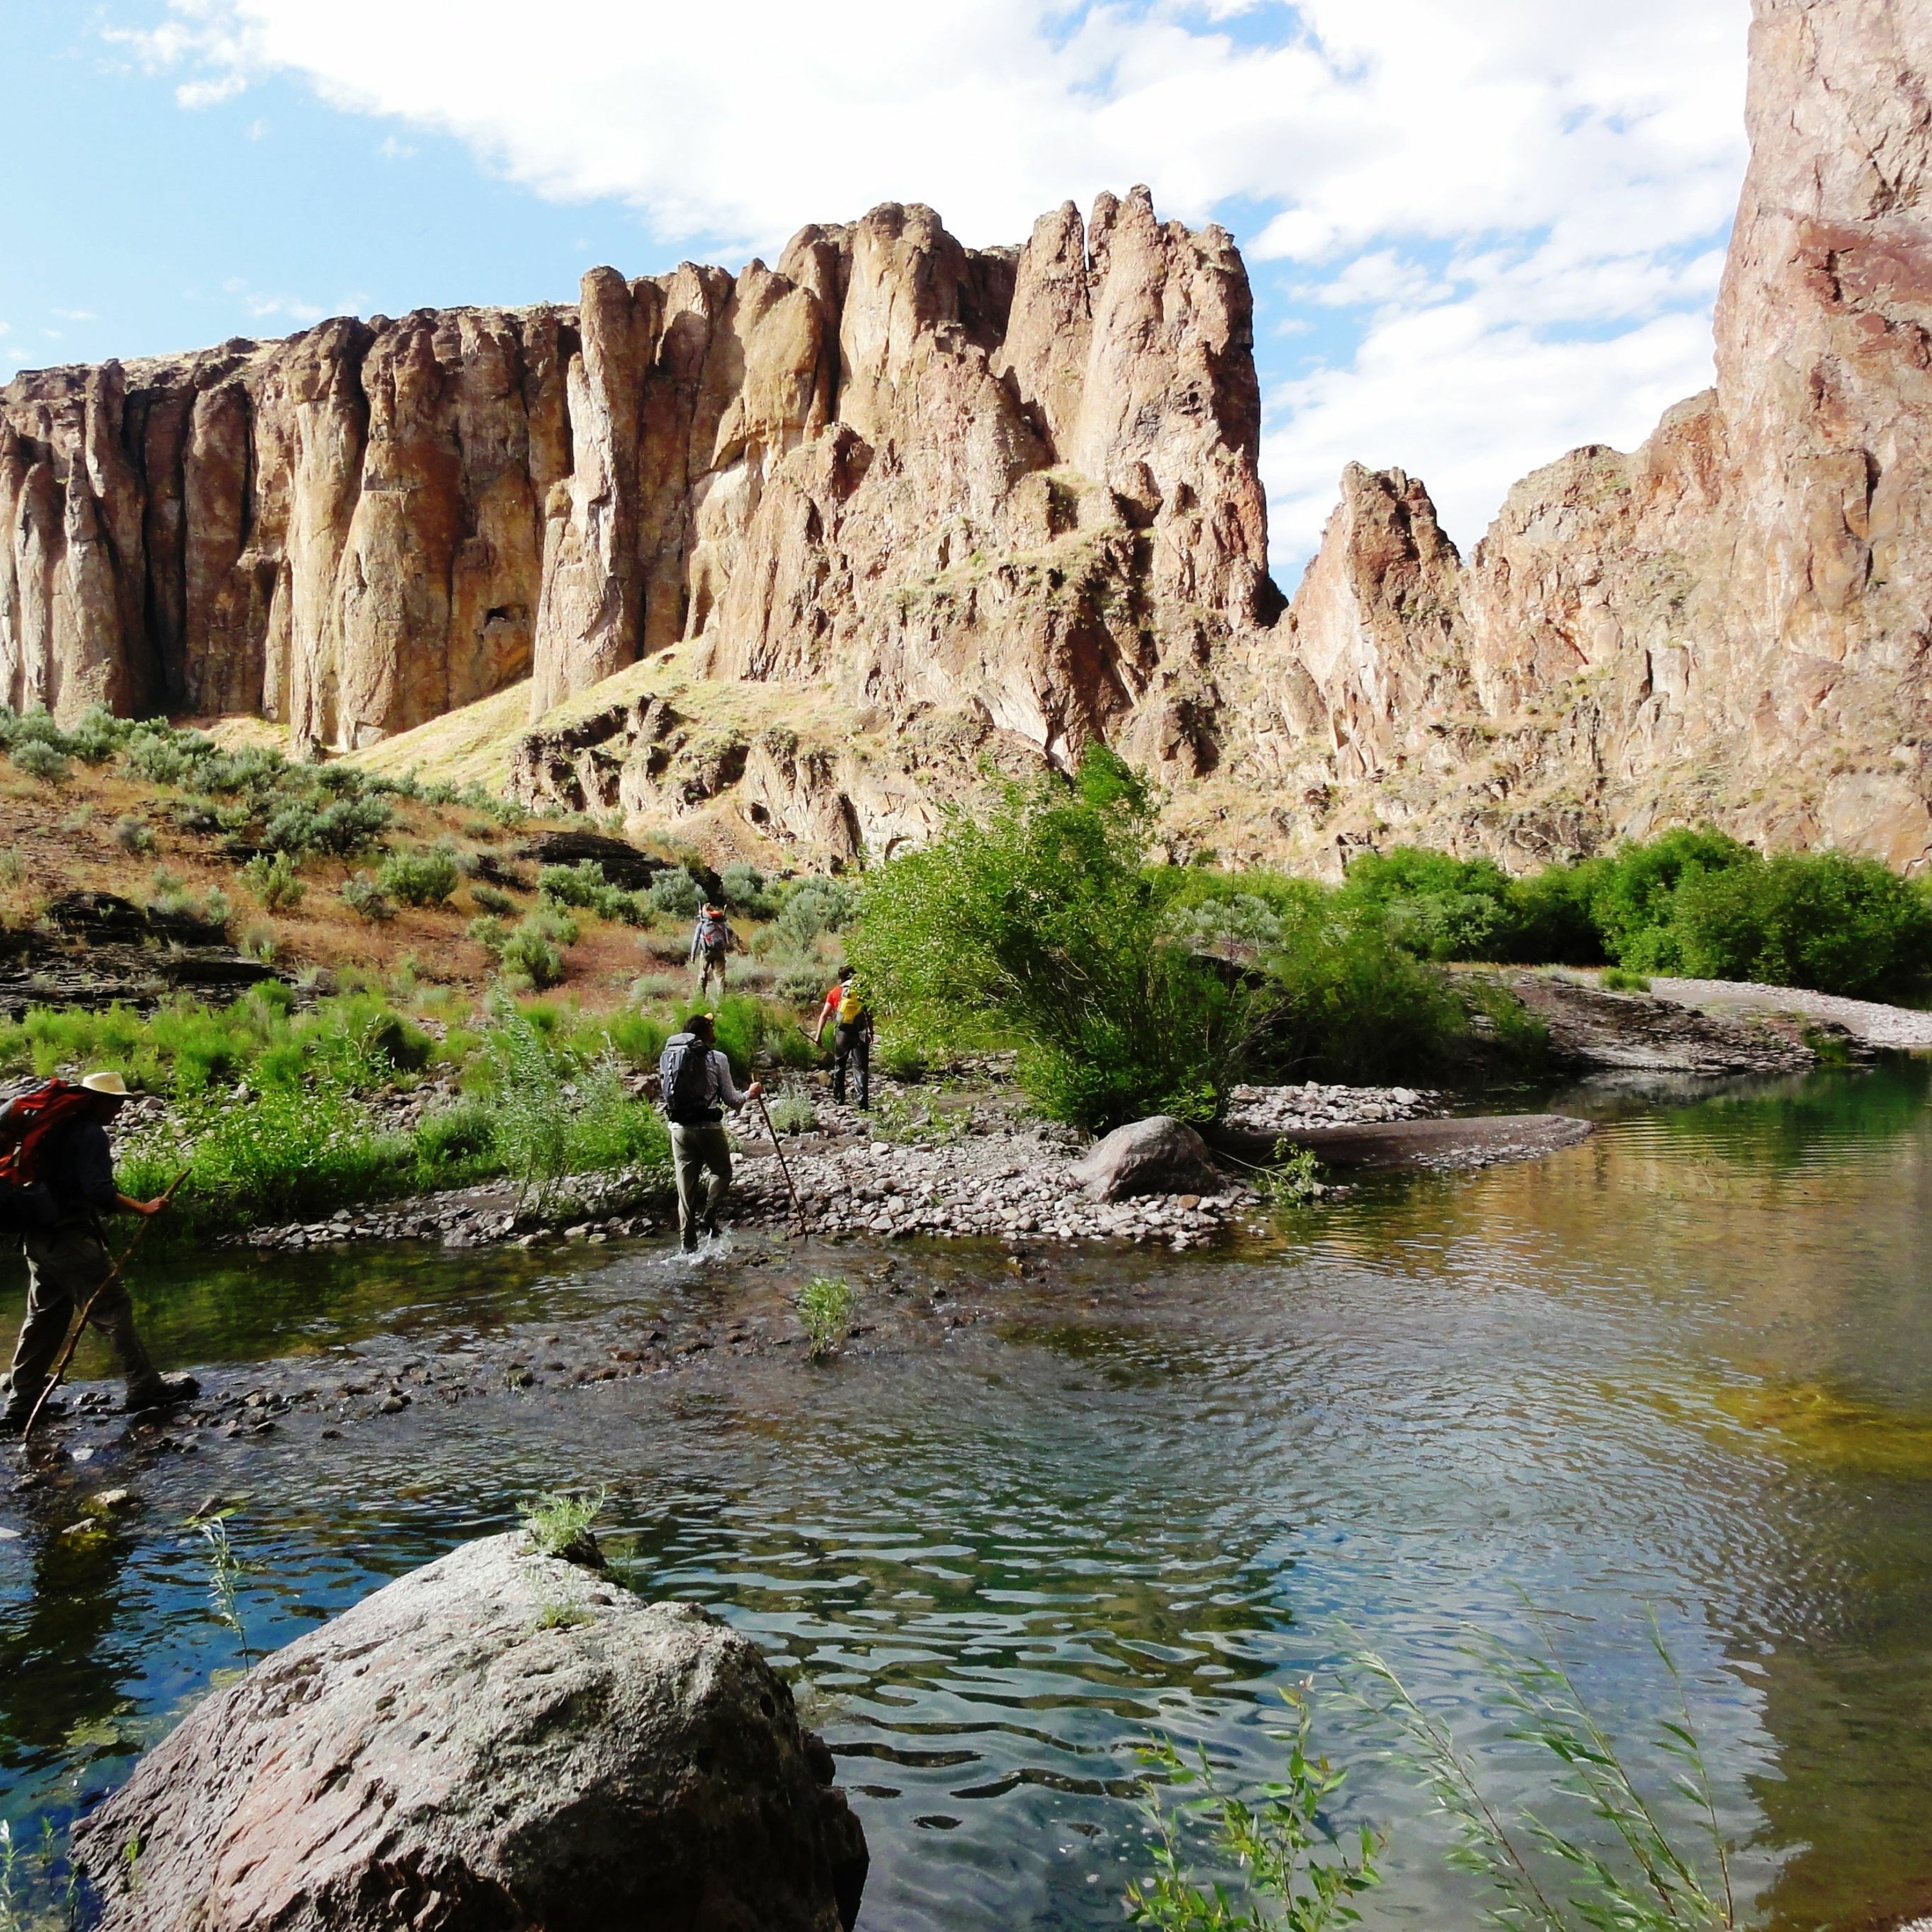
[837,979,867,1023]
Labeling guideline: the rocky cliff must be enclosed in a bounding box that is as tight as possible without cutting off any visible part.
[8,0,1930,873]
[1225,0,1932,873]
[0,189,1267,788]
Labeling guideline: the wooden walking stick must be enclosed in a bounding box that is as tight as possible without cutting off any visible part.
[22,1169,189,1441]
[753,1092,808,1236]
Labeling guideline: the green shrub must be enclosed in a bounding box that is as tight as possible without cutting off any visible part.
[414,1097,499,1184]
[495,905,577,989]
[241,850,306,911]
[645,867,705,918]
[261,793,392,857]
[129,1079,412,1233]
[467,914,509,956]
[341,875,395,923]
[377,844,460,908]
[720,860,777,916]
[538,860,644,924]
[66,705,128,764]
[471,882,516,915]
[1260,907,1466,1081]
[1126,1689,1381,1932]
[11,739,68,784]
[877,1038,928,1083]
[775,958,832,1007]
[605,1009,670,1067]
[850,748,1260,1130]
[775,874,858,949]
[1657,850,1932,996]
[563,1059,670,1173]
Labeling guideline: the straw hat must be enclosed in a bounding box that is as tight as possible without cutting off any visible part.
[80,1072,131,1097]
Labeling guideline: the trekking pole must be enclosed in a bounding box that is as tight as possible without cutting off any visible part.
[22,1169,189,1441]
[753,1092,808,1236]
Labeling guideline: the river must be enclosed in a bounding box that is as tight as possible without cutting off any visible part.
[2,1063,1929,1929]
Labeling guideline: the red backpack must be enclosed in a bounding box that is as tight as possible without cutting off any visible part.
[0,1080,93,1227]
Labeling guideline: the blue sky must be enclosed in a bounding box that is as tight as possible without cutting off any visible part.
[2,1,1752,576]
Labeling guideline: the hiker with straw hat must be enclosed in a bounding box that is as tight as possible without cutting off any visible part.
[0,1072,194,1432]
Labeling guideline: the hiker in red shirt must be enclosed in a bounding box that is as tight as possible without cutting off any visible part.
[812,967,873,1112]
[0,1072,193,1432]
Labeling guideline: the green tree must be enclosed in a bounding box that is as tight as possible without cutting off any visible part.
[849,748,1263,1130]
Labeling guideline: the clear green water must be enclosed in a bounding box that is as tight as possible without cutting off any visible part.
[3,1065,1930,1929]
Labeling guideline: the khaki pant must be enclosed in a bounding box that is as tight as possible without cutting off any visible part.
[3,1223,159,1417]
[670,1122,734,1244]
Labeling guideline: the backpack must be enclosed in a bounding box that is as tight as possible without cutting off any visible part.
[835,979,867,1025]
[697,913,730,954]
[0,1080,90,1232]
[658,1033,719,1126]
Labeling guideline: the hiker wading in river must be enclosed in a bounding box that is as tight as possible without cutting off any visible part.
[0,1072,195,1432]
[659,1014,762,1253]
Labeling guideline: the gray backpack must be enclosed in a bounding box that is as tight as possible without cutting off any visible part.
[659,1033,717,1124]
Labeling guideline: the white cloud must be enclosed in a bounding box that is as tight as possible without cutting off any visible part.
[51,308,98,322]
[176,71,245,107]
[378,135,416,161]
[117,0,1753,569]
[220,276,325,323]
[1264,306,1717,564]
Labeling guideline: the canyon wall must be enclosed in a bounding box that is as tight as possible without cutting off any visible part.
[1231,0,1932,872]
[0,188,1269,786]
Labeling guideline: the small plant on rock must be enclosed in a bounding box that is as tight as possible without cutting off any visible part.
[521,1488,607,1560]
[766,1084,819,1135]
[1256,1142,1325,1209]
[798,1275,857,1360]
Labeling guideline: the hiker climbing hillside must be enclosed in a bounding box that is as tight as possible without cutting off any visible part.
[0,1072,194,1432]
[688,904,739,999]
[813,965,874,1112]
[658,1013,763,1253]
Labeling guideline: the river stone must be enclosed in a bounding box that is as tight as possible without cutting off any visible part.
[73,1532,867,1931]
[1072,1115,1223,1202]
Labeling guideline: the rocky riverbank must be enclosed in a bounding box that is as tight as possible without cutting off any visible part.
[230,1078,1455,1257]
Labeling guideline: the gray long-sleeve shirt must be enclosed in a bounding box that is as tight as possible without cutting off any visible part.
[700,1048,750,1112]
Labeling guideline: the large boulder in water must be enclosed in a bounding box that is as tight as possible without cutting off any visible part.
[1072,1115,1224,1201]
[73,1532,867,1931]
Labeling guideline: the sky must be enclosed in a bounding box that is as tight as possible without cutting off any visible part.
[1,1,1752,580]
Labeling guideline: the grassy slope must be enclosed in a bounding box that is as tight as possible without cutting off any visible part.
[343,647,876,864]
[0,753,690,1014]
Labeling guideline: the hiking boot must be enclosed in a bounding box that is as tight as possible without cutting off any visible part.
[680,1232,699,1255]
[124,1374,198,1414]
[0,1396,64,1434]
[700,1216,723,1240]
